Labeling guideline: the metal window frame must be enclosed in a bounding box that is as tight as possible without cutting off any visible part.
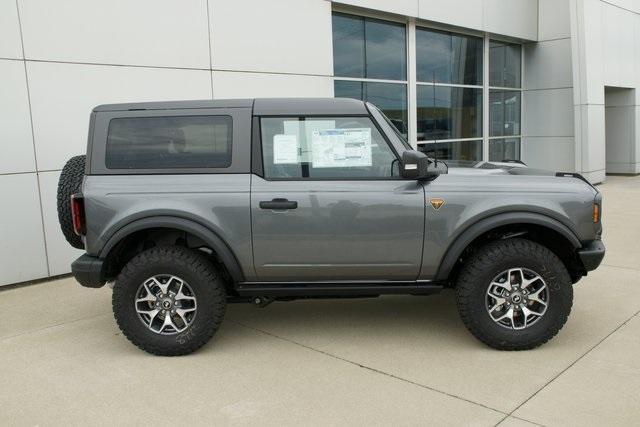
[487,40,523,160]
[331,7,525,161]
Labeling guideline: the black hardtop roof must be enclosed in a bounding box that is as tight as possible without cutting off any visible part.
[92,97,368,115]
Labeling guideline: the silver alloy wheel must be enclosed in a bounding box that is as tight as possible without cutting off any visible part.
[135,275,197,335]
[485,268,549,330]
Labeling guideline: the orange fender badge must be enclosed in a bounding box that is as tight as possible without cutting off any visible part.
[430,198,445,210]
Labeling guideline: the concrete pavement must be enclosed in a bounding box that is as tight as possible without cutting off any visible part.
[1,175,639,426]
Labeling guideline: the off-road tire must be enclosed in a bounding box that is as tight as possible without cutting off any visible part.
[112,246,227,356]
[455,238,573,350]
[56,155,86,249]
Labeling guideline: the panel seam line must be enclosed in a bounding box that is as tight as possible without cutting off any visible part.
[14,0,51,277]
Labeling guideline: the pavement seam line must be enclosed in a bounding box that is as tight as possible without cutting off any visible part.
[230,319,509,418]
[0,312,112,342]
[495,415,546,427]
[494,308,640,426]
[601,263,640,272]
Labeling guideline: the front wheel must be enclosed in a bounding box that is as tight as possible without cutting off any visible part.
[112,246,226,356]
[455,238,573,350]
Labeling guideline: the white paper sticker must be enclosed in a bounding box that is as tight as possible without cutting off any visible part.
[311,128,372,168]
[273,134,299,164]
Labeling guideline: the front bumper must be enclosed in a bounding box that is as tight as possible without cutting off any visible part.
[577,239,606,272]
[71,254,106,288]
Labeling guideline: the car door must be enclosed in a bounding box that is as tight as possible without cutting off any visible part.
[251,115,425,282]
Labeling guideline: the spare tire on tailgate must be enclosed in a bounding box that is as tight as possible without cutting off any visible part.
[57,155,86,249]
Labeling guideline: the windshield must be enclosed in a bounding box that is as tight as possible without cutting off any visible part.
[367,103,412,150]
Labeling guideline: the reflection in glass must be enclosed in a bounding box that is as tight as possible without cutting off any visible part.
[489,138,521,161]
[489,41,521,88]
[417,85,482,141]
[332,13,406,81]
[365,18,406,80]
[106,115,232,169]
[261,116,397,179]
[490,90,521,137]
[332,13,365,78]
[416,28,483,85]
[334,80,408,136]
[418,140,482,161]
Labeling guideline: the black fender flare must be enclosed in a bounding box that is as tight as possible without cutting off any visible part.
[99,216,245,283]
[434,212,582,281]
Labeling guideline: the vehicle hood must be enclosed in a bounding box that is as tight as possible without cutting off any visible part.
[439,162,598,195]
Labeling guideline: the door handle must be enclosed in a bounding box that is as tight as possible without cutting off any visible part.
[259,198,298,210]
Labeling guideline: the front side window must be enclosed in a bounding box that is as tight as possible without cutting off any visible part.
[106,115,232,169]
[261,116,398,179]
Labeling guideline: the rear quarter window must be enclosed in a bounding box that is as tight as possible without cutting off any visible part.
[105,115,232,169]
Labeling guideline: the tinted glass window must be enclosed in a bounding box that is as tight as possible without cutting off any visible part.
[416,28,483,85]
[417,86,482,141]
[489,90,521,136]
[332,13,406,81]
[334,80,408,136]
[106,115,232,169]
[489,41,521,88]
[489,137,521,161]
[261,116,398,179]
[364,18,406,80]
[332,13,365,78]
[418,140,482,161]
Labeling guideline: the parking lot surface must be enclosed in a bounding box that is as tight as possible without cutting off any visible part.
[1,175,639,426]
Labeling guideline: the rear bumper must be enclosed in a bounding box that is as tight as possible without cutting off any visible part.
[578,239,606,272]
[71,254,106,288]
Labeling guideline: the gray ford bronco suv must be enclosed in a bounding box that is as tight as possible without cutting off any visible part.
[57,98,605,356]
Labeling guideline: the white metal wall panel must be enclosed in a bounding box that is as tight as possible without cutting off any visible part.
[212,71,333,98]
[0,0,23,59]
[17,0,210,69]
[0,59,36,174]
[209,0,333,75]
[26,61,212,171]
[0,173,48,286]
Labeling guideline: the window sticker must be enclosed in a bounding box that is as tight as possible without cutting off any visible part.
[311,128,372,168]
[273,134,299,164]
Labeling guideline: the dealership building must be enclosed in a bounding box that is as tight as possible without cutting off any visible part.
[1,0,639,287]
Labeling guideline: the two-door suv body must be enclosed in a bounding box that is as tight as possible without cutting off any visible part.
[58,98,605,355]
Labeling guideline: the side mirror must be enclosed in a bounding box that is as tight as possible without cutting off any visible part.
[400,150,440,180]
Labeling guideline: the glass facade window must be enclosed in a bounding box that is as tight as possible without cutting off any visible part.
[332,12,408,136]
[416,28,483,85]
[416,27,483,157]
[417,86,482,141]
[332,12,407,80]
[334,80,408,135]
[489,137,520,162]
[419,140,482,162]
[332,13,525,162]
[489,40,522,161]
[489,41,521,88]
[489,90,521,137]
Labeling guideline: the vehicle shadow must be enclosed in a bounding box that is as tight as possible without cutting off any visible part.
[220,289,481,350]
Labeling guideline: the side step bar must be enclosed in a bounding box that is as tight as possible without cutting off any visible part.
[235,281,443,297]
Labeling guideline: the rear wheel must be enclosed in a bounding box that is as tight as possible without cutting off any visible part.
[455,238,573,350]
[112,246,226,356]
